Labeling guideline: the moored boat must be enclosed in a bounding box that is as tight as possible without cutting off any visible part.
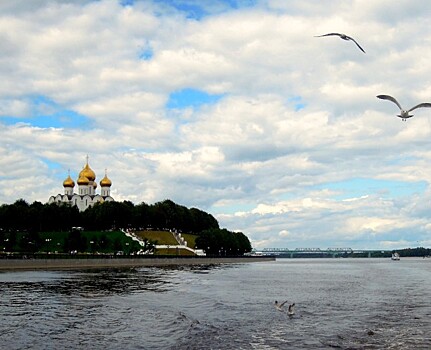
[391,252,400,261]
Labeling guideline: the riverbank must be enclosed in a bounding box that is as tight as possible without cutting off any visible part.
[0,255,275,270]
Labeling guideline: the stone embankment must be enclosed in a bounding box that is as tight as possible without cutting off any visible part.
[0,256,275,270]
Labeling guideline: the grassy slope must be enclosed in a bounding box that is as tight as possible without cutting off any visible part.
[135,230,178,245]
[181,233,197,248]
[135,231,198,248]
[135,230,199,256]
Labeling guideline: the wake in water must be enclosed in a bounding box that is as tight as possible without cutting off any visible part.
[1,259,430,349]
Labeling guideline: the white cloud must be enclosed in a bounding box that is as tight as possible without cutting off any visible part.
[0,99,30,117]
[1,0,431,250]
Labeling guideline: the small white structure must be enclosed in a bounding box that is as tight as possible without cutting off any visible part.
[48,156,114,212]
[391,252,400,261]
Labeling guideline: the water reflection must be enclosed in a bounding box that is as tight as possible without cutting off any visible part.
[0,264,236,298]
[1,260,430,349]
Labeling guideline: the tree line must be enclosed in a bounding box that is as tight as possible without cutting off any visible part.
[0,199,252,255]
[0,199,218,233]
[396,247,431,257]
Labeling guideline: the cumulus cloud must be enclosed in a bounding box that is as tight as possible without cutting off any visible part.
[1,0,431,250]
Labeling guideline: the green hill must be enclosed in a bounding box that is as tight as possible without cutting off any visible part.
[135,230,178,245]
[135,230,197,248]
[135,230,199,256]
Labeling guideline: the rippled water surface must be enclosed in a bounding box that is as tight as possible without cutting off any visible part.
[1,258,430,349]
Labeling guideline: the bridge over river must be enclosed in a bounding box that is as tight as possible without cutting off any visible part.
[256,248,393,258]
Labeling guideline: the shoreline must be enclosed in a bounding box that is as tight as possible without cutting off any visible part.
[0,256,275,271]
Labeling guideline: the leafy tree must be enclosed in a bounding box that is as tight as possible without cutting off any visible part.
[64,229,87,253]
[195,228,252,256]
[0,199,30,231]
[134,202,151,229]
[189,207,219,232]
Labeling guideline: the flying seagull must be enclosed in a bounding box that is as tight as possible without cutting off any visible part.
[376,95,431,121]
[315,33,365,53]
[274,300,288,312]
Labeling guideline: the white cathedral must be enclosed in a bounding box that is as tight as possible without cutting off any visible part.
[48,157,114,211]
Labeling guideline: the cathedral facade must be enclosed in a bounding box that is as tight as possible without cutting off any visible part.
[48,158,114,211]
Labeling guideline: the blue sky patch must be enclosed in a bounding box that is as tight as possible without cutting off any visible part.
[139,46,153,60]
[210,202,256,215]
[170,2,207,19]
[167,88,223,109]
[0,95,91,129]
[318,178,427,200]
[289,96,305,111]
[154,0,258,20]
[155,0,207,19]
[43,158,62,171]
[120,0,134,6]
[43,158,66,184]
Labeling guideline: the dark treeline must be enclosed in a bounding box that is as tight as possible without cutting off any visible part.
[196,228,252,256]
[396,247,431,257]
[0,199,252,255]
[0,199,219,233]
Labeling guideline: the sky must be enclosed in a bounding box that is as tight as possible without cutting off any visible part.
[1,0,431,250]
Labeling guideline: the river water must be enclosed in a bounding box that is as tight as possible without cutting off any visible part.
[0,258,430,349]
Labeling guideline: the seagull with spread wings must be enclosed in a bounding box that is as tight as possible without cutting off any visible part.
[274,300,288,312]
[377,95,431,121]
[315,33,366,53]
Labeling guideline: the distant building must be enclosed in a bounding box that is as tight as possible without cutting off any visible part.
[48,156,114,211]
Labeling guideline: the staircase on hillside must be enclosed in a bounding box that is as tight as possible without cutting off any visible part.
[121,229,153,254]
[169,229,196,254]
[171,229,187,246]
[121,228,198,255]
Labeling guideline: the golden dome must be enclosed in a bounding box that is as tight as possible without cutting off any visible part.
[77,175,90,185]
[63,175,75,188]
[79,162,96,182]
[100,174,112,187]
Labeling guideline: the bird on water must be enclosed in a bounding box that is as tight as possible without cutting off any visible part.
[315,32,366,53]
[288,303,295,316]
[376,95,431,121]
